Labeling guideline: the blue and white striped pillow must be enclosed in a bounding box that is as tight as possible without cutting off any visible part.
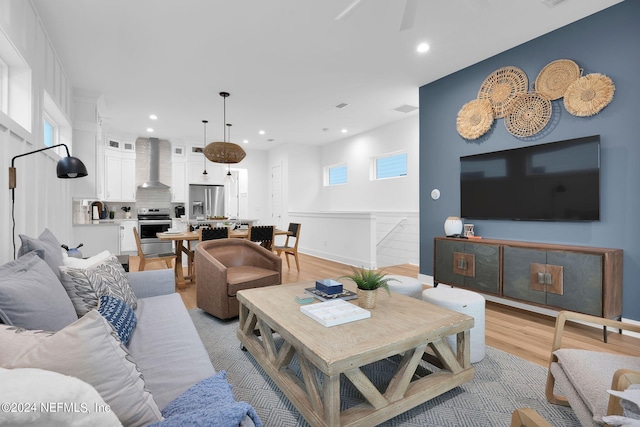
[98,295,137,345]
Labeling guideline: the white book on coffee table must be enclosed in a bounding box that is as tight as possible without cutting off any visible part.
[300,299,370,327]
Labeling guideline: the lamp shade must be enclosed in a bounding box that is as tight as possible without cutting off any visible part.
[57,156,88,178]
[204,142,246,164]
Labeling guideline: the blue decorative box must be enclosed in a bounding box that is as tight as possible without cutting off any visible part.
[315,279,343,295]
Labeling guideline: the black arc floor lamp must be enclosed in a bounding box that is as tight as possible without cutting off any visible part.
[9,143,88,258]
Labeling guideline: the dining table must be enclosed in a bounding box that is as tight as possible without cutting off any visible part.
[157,228,291,289]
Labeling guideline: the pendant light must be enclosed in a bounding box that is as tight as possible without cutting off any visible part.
[203,92,246,164]
[202,120,208,175]
[225,123,234,184]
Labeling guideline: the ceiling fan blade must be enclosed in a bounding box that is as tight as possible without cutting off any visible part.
[399,0,418,31]
[335,0,365,21]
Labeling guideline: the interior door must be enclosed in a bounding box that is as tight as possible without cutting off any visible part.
[271,164,282,228]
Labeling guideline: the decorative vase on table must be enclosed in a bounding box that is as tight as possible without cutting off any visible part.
[357,288,378,309]
[444,216,463,236]
[338,267,397,310]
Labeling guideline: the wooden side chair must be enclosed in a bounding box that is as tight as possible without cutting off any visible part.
[248,225,275,251]
[133,226,176,271]
[274,223,301,271]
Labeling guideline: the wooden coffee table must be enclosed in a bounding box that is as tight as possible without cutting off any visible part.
[237,282,475,427]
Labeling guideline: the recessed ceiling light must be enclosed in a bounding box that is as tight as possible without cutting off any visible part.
[149,114,158,120]
[417,42,430,53]
[341,129,348,133]
[259,130,265,135]
[146,128,154,132]
[243,139,249,144]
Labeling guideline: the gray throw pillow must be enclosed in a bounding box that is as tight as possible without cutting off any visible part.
[18,228,65,280]
[60,255,138,317]
[0,251,77,331]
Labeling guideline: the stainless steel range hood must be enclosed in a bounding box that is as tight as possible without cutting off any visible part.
[139,137,170,189]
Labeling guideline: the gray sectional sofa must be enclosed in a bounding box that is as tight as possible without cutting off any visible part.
[0,229,258,427]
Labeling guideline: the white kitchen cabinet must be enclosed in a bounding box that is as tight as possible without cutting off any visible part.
[121,157,136,201]
[171,161,187,202]
[105,152,136,202]
[119,220,138,254]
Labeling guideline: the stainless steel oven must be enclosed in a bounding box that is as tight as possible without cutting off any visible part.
[137,208,172,254]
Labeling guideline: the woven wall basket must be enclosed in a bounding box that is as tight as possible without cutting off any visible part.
[534,59,581,101]
[456,99,494,140]
[478,66,528,119]
[563,73,615,117]
[504,92,552,137]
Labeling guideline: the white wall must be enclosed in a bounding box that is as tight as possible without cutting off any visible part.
[270,115,419,268]
[0,0,75,264]
[318,115,419,212]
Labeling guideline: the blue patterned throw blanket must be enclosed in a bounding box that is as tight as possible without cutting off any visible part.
[150,371,263,427]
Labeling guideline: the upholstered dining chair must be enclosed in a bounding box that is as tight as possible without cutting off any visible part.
[274,223,301,271]
[248,225,275,251]
[133,226,176,271]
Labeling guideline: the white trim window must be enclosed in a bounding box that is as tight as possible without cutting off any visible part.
[43,112,57,147]
[43,91,72,157]
[324,164,348,186]
[372,151,407,180]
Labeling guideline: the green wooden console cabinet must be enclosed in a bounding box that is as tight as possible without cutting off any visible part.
[433,237,623,321]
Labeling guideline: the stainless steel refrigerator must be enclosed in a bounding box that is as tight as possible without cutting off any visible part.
[189,184,225,219]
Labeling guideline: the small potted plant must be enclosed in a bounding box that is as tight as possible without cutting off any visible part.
[339,267,397,309]
[121,206,132,219]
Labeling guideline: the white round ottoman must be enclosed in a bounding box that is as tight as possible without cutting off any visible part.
[421,287,486,363]
[385,275,423,299]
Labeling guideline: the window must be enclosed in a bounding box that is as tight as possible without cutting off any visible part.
[43,91,72,156]
[325,164,347,186]
[373,152,407,180]
[43,114,56,147]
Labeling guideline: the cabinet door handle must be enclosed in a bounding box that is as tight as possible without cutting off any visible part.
[545,272,552,285]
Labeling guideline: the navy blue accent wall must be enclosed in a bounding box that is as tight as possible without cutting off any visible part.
[419,2,640,320]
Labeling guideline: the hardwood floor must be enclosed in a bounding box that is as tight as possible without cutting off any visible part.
[129,252,640,367]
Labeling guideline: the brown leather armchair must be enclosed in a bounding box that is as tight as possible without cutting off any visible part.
[195,239,282,319]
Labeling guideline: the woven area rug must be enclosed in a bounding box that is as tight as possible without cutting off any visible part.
[189,309,579,426]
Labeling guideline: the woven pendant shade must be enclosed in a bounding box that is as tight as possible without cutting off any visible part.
[204,91,246,164]
[204,141,246,164]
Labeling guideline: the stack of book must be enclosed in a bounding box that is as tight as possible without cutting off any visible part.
[305,279,357,301]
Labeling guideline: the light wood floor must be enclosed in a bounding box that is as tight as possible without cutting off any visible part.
[129,252,640,367]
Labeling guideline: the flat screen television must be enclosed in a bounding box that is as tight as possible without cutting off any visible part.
[460,135,600,221]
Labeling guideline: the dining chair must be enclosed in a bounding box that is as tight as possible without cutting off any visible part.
[133,226,176,271]
[199,226,230,241]
[248,225,275,251]
[274,223,301,271]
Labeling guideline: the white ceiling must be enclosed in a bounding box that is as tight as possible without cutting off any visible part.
[32,0,622,151]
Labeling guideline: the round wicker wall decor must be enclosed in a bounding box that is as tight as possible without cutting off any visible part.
[478,66,528,119]
[504,92,552,137]
[534,59,581,101]
[563,73,615,117]
[456,99,494,140]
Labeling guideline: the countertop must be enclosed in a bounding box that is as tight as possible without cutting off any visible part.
[73,219,138,226]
